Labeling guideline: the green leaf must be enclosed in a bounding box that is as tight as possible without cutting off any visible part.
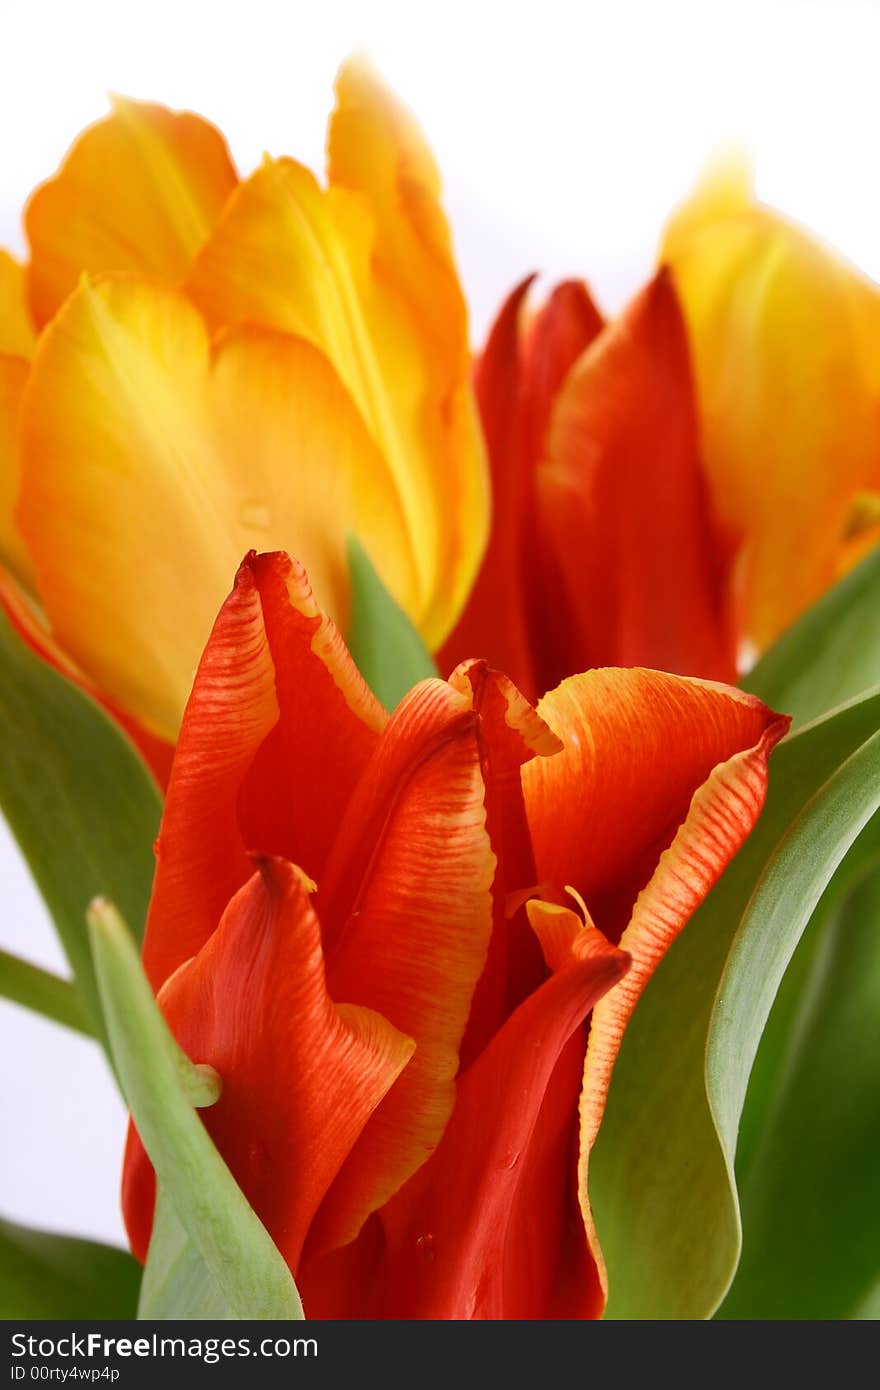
[0,948,92,1036]
[590,688,880,1319]
[0,1216,140,1318]
[742,544,880,729]
[718,844,880,1318]
[346,534,437,711]
[0,605,161,1039]
[87,899,304,1321]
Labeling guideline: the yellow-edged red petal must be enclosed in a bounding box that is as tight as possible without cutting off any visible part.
[662,154,880,647]
[538,270,737,682]
[123,858,414,1267]
[17,276,411,740]
[522,666,788,1310]
[522,668,787,934]
[379,921,628,1318]
[26,98,237,327]
[0,252,36,357]
[188,58,488,648]
[306,677,497,1255]
[142,551,386,992]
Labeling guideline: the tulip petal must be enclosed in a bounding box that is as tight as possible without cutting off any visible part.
[0,355,33,589]
[18,277,408,739]
[0,566,173,790]
[26,98,237,327]
[440,278,604,697]
[538,271,736,682]
[0,252,36,357]
[188,64,488,649]
[438,279,538,695]
[143,551,385,991]
[307,678,497,1253]
[663,155,880,646]
[450,659,563,1065]
[123,858,414,1268]
[378,921,629,1318]
[578,714,788,1301]
[523,668,787,937]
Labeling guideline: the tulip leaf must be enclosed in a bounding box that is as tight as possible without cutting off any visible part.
[0,948,93,1036]
[590,687,880,1319]
[87,899,304,1321]
[0,605,161,1040]
[718,843,880,1318]
[346,534,437,711]
[0,1216,140,1318]
[742,544,880,729]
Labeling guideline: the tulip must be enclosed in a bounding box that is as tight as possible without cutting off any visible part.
[121,550,786,1318]
[0,58,487,750]
[440,270,737,702]
[662,153,880,650]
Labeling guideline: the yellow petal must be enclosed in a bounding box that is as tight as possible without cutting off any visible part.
[188,58,488,649]
[0,353,34,587]
[18,275,414,741]
[26,98,238,328]
[0,251,37,357]
[662,155,880,648]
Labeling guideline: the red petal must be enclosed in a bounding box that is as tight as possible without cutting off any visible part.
[450,659,563,1067]
[537,270,737,681]
[143,551,385,991]
[306,677,497,1255]
[123,858,413,1267]
[378,923,629,1318]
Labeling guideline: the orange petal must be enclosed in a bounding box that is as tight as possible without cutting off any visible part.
[17,276,409,740]
[123,858,414,1268]
[378,922,629,1318]
[538,271,737,682]
[520,278,604,460]
[0,354,33,589]
[663,154,880,647]
[142,551,385,992]
[522,668,788,939]
[26,98,237,328]
[0,563,173,788]
[577,710,788,1304]
[0,252,36,357]
[188,62,488,649]
[306,677,497,1255]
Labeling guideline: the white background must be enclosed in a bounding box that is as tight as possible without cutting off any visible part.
[2,0,880,1249]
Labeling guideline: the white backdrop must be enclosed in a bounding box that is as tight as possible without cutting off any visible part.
[2,0,880,1249]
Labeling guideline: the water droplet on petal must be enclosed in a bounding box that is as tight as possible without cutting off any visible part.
[239,499,273,531]
[416,1233,436,1264]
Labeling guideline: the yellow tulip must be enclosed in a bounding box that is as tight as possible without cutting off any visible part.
[662,153,880,652]
[2,58,488,744]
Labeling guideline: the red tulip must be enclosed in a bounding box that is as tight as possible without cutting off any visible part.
[122,550,786,1318]
[440,270,737,701]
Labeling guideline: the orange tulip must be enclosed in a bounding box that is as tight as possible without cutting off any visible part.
[121,550,786,1318]
[440,270,737,702]
[0,59,488,754]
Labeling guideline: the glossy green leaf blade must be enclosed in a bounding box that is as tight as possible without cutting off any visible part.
[346,535,437,711]
[742,544,880,729]
[0,1216,140,1318]
[87,900,303,1321]
[591,688,880,1319]
[719,854,880,1318]
[0,948,92,1036]
[0,605,161,1036]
